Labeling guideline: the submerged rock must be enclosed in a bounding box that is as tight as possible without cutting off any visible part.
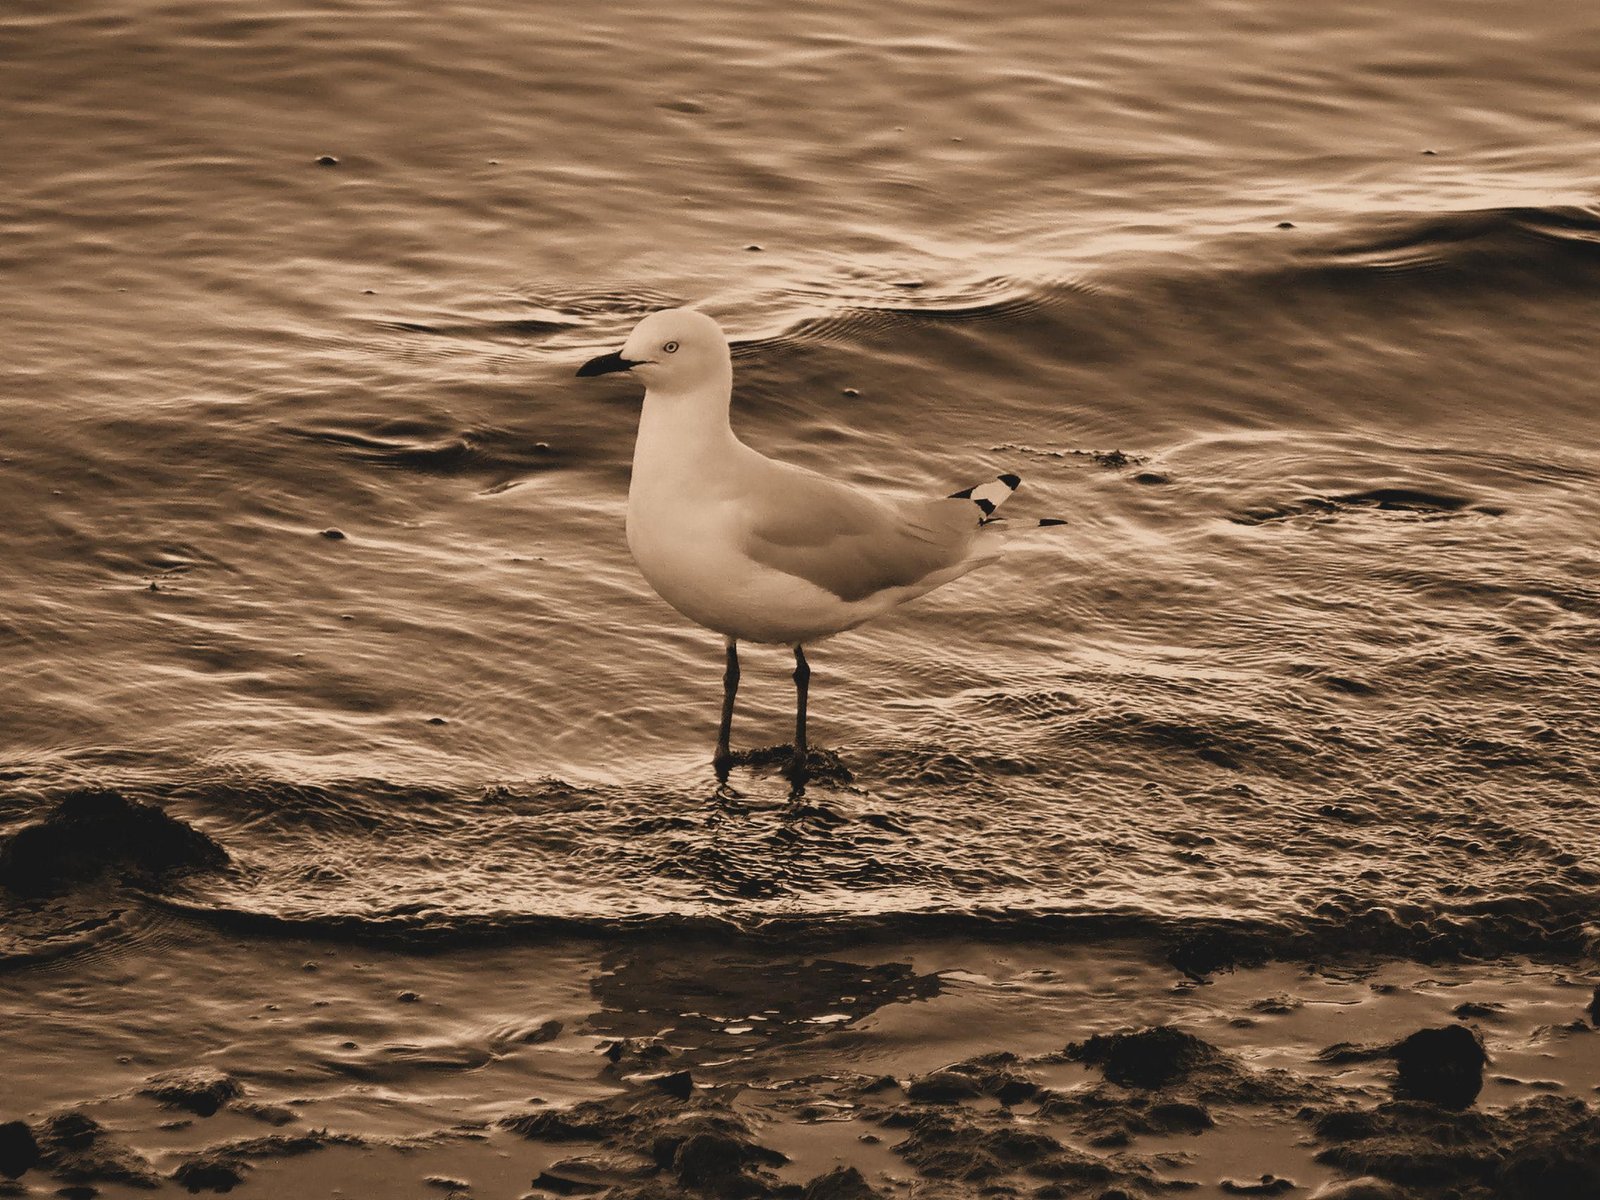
[1392,1026,1487,1109]
[140,1068,243,1117]
[0,789,228,898]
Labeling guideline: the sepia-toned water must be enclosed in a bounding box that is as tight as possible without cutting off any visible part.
[3,0,1600,957]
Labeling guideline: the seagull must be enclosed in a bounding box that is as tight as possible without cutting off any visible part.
[577,308,1060,780]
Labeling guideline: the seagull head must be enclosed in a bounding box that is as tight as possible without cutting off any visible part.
[576,308,729,393]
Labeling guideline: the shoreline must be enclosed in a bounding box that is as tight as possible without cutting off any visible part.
[3,911,1597,1199]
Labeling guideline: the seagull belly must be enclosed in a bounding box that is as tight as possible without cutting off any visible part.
[627,507,872,644]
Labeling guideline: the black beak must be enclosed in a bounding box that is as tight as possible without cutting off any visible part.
[576,350,640,378]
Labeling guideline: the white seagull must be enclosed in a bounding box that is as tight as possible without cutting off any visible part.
[577,308,1060,779]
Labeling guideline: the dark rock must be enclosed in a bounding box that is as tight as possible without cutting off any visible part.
[1496,1134,1600,1199]
[531,1170,604,1195]
[904,1054,1037,1107]
[1316,1041,1392,1065]
[1277,221,1296,229]
[41,1114,100,1153]
[995,1078,1037,1106]
[34,1112,160,1188]
[1392,1025,1486,1109]
[1065,1026,1221,1089]
[140,1068,242,1117]
[319,528,345,539]
[674,1132,750,1186]
[1451,1001,1503,1021]
[233,1102,296,1127]
[905,1071,983,1103]
[646,1071,693,1101]
[0,1122,37,1179]
[1148,1101,1213,1133]
[424,1177,469,1192]
[1587,985,1600,1026]
[316,155,339,166]
[801,1166,881,1200]
[1250,994,1303,1015]
[397,990,421,1003]
[503,1103,612,1142]
[1313,1109,1380,1142]
[0,789,228,898]
[1309,1094,1600,1195]
[891,1110,1120,1187]
[173,1155,246,1193]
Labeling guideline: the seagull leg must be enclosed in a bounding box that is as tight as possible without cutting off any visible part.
[714,638,740,774]
[790,644,810,778]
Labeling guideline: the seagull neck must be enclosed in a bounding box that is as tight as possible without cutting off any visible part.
[635,384,741,458]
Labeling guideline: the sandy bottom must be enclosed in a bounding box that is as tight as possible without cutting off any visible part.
[2,920,1597,1199]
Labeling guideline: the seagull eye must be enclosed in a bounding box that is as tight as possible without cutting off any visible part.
[662,341,679,353]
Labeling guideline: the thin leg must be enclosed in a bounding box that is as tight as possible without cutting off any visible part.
[715,639,739,769]
[791,644,810,775]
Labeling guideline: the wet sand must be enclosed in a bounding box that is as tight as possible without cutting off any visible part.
[4,915,1597,1199]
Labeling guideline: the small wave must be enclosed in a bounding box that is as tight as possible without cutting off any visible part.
[1232,487,1500,526]
[288,420,560,478]
[1292,203,1600,290]
[733,276,1102,356]
[373,315,576,339]
[139,891,1600,975]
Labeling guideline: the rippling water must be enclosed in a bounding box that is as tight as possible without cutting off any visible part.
[3,0,1599,953]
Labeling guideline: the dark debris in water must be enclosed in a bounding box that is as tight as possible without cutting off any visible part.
[990,442,1150,469]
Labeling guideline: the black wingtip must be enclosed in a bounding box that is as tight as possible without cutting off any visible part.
[998,473,1022,490]
[948,486,975,500]
[1038,518,1068,527]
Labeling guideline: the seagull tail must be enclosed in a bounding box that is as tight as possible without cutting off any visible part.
[948,472,1023,522]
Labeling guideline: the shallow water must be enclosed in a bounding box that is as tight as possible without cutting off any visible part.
[3,0,1599,950]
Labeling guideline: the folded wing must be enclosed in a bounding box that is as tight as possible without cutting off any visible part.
[740,464,984,603]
